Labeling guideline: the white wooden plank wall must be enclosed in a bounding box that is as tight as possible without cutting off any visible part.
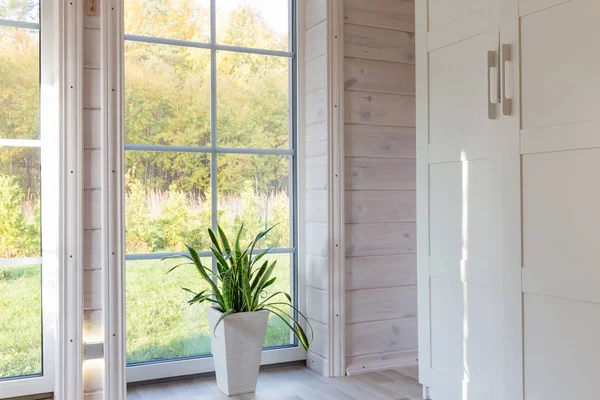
[83,3,104,398]
[304,0,331,376]
[343,0,417,374]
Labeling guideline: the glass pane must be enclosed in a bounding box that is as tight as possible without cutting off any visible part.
[217,52,290,149]
[217,154,291,248]
[125,41,211,146]
[0,264,42,378]
[0,27,40,140]
[264,253,294,348]
[125,151,211,254]
[126,257,213,364]
[125,0,210,43]
[216,0,289,52]
[0,0,39,22]
[0,147,41,258]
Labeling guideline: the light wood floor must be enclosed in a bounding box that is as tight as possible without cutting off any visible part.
[127,365,423,400]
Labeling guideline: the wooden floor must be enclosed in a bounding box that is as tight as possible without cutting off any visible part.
[127,365,423,400]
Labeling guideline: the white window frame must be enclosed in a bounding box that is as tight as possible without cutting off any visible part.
[113,0,307,383]
[0,0,63,397]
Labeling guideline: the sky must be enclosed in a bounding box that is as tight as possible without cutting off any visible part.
[216,0,290,35]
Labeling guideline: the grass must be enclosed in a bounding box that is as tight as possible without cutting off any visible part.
[0,254,294,377]
[0,265,42,379]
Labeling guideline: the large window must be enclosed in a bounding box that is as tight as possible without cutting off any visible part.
[0,0,56,396]
[124,0,298,374]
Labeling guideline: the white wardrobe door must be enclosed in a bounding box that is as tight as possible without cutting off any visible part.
[520,1,600,399]
[417,0,506,398]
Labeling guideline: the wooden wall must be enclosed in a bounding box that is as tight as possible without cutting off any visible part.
[303,0,331,376]
[343,0,418,374]
[82,3,104,398]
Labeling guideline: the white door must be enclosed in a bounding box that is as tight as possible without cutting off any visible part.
[416,0,523,398]
[518,1,600,399]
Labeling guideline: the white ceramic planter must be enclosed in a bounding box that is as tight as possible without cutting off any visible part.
[206,307,269,396]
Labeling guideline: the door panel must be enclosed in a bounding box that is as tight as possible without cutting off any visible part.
[428,0,486,30]
[429,34,490,163]
[521,0,600,129]
[519,0,600,399]
[419,0,504,396]
[524,293,600,400]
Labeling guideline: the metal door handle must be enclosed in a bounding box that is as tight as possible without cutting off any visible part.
[487,50,497,120]
[501,44,512,116]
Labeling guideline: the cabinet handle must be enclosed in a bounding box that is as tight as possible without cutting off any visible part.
[487,50,497,120]
[502,44,512,116]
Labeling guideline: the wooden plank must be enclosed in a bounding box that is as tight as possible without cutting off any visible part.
[84,28,101,70]
[344,57,415,95]
[306,254,328,291]
[84,229,102,270]
[305,22,327,62]
[345,124,415,159]
[84,68,101,110]
[345,158,415,191]
[346,287,418,324]
[306,140,328,158]
[344,24,415,64]
[346,349,418,375]
[306,222,329,257]
[306,287,328,324]
[345,91,416,127]
[84,270,102,310]
[306,122,327,143]
[346,318,418,357]
[345,223,416,257]
[84,149,102,189]
[344,0,415,32]
[306,89,327,126]
[306,55,327,94]
[346,191,415,223]
[346,254,417,290]
[84,189,102,230]
[306,190,328,223]
[306,0,327,30]
[84,109,101,149]
[305,156,328,190]
[83,309,103,340]
[309,320,328,358]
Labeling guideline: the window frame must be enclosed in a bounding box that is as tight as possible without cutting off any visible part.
[0,0,60,397]
[122,0,304,383]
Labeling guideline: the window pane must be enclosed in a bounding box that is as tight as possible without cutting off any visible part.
[0,27,40,140]
[217,154,291,248]
[0,0,39,22]
[0,264,42,379]
[125,41,211,146]
[0,147,41,258]
[126,257,213,364]
[216,0,289,52]
[217,52,290,149]
[125,151,211,254]
[264,253,294,348]
[125,0,210,43]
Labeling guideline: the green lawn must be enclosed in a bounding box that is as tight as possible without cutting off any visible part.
[0,254,295,377]
[0,264,42,379]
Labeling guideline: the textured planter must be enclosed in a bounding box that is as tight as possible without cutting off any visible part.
[206,307,269,396]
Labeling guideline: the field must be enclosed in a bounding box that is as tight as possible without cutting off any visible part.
[0,253,294,378]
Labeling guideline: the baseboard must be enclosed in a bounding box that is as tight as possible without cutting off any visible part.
[346,349,418,375]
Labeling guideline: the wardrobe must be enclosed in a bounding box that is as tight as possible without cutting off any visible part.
[416,0,600,399]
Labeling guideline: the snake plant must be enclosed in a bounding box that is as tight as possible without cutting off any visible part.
[167,224,312,351]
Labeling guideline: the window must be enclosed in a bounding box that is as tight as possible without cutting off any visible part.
[124,0,298,378]
[0,0,57,397]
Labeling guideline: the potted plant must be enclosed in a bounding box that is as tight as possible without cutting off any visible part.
[168,224,311,396]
